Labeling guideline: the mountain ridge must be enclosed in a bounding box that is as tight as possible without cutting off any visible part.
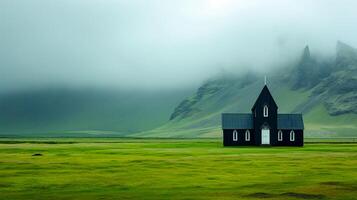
[137,41,357,138]
[1,41,356,138]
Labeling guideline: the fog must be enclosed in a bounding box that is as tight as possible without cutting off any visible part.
[1,0,357,91]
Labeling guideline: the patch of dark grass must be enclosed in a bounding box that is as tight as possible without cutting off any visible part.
[281,192,326,199]
[320,181,357,191]
[320,181,343,186]
[241,183,270,189]
[0,183,12,188]
[246,192,326,199]
[28,185,52,190]
[245,192,274,198]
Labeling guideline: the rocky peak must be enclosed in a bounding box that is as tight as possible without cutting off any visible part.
[336,41,357,70]
[297,45,314,68]
[336,41,357,57]
[292,45,318,89]
[301,45,311,62]
[337,41,355,54]
[169,80,226,120]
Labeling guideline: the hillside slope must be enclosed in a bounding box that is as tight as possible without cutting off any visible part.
[0,88,192,136]
[136,41,357,138]
[1,42,356,138]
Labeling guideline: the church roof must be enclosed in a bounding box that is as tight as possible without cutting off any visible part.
[251,85,278,111]
[221,113,304,130]
[221,113,253,129]
[277,114,304,129]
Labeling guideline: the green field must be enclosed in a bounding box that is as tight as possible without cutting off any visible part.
[0,139,357,200]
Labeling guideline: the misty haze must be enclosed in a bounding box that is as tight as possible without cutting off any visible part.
[1,0,357,91]
[0,0,357,136]
[1,1,357,200]
[0,0,356,137]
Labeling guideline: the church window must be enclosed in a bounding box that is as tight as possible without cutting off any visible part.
[290,130,295,141]
[233,130,238,141]
[278,130,283,141]
[245,130,250,141]
[263,105,268,117]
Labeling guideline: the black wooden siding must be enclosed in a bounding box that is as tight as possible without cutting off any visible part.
[223,129,255,146]
[223,129,303,146]
[221,85,304,147]
[275,129,304,146]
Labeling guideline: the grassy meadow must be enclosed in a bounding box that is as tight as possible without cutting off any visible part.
[0,139,357,200]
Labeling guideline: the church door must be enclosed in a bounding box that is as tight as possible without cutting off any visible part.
[261,128,270,145]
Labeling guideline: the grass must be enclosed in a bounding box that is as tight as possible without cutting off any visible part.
[305,105,357,137]
[0,139,357,200]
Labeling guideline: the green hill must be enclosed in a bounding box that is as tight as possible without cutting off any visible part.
[0,88,192,136]
[1,41,356,138]
[135,41,357,138]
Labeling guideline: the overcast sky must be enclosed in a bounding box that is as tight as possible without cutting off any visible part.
[1,0,357,91]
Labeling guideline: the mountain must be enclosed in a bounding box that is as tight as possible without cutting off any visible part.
[0,87,192,136]
[135,41,357,138]
[1,41,356,138]
[291,45,332,89]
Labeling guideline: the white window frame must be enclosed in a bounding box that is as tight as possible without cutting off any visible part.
[245,130,250,141]
[263,105,268,117]
[290,130,295,141]
[278,130,283,141]
[233,130,238,141]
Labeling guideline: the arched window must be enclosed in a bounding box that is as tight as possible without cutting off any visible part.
[233,130,238,141]
[263,105,268,117]
[245,130,250,141]
[290,130,295,141]
[278,130,283,141]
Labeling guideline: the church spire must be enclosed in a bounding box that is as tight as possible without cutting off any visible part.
[264,75,267,85]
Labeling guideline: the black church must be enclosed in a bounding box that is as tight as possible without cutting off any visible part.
[221,84,304,146]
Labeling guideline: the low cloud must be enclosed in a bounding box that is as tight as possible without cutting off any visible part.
[1,0,357,91]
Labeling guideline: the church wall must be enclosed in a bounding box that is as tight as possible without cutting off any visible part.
[223,129,255,146]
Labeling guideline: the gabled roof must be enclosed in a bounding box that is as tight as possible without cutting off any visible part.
[251,85,278,111]
[277,114,304,130]
[222,113,253,129]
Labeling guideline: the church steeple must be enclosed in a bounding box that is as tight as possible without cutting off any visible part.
[251,84,278,142]
[264,76,267,85]
[251,85,277,112]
